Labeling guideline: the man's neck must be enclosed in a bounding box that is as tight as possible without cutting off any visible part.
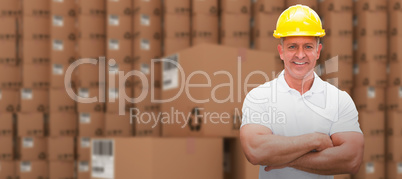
[284,72,315,95]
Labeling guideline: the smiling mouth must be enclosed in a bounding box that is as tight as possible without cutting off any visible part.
[293,62,307,65]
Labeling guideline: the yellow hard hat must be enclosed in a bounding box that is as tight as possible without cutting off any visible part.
[273,4,325,39]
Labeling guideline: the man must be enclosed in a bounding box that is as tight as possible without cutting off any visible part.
[240,4,364,179]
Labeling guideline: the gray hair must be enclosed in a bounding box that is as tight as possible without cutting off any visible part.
[280,37,320,51]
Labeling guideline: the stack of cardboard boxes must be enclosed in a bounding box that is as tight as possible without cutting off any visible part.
[353,0,388,178]
[0,0,20,176]
[191,0,219,46]
[220,0,250,48]
[387,0,402,178]
[163,0,190,55]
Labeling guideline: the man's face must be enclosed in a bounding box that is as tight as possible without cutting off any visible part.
[277,36,322,80]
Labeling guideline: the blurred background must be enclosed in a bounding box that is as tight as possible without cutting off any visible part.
[0,0,399,179]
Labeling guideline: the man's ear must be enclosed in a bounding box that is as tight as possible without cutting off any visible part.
[316,43,323,60]
[277,44,284,61]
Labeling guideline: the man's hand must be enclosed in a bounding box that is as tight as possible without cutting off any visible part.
[314,133,333,151]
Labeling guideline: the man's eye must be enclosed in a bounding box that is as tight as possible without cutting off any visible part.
[288,46,295,49]
[305,46,313,49]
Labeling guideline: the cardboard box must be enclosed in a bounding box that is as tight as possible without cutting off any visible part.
[358,111,385,137]
[18,161,48,179]
[224,139,259,179]
[221,0,250,14]
[163,14,190,39]
[387,136,402,162]
[78,160,91,179]
[50,14,77,40]
[50,0,76,17]
[79,112,105,137]
[0,17,18,41]
[106,87,134,113]
[389,61,402,86]
[132,0,162,16]
[18,137,47,160]
[77,88,106,113]
[132,13,162,39]
[90,138,223,179]
[322,11,353,37]
[48,112,78,137]
[0,64,21,89]
[107,39,132,64]
[221,13,250,39]
[77,137,91,160]
[286,0,318,12]
[163,38,190,56]
[22,40,50,65]
[48,137,75,161]
[192,14,219,45]
[253,0,284,14]
[107,0,132,15]
[387,87,402,111]
[320,56,354,89]
[357,11,387,38]
[321,36,353,63]
[105,113,133,136]
[50,39,77,64]
[17,113,46,137]
[387,111,402,137]
[0,136,14,160]
[74,60,104,88]
[0,89,19,113]
[253,12,280,39]
[20,88,49,113]
[133,37,162,62]
[192,0,218,15]
[0,113,15,136]
[354,61,387,87]
[49,161,75,179]
[354,161,385,179]
[0,0,21,17]
[77,15,106,40]
[50,63,76,88]
[355,0,387,14]
[107,14,132,39]
[160,44,277,137]
[221,38,250,48]
[352,86,385,111]
[22,16,50,40]
[77,0,106,16]
[50,88,76,113]
[22,0,49,16]
[0,161,16,179]
[387,161,402,179]
[390,27,402,64]
[163,0,190,15]
[364,137,385,162]
[0,40,19,66]
[319,0,353,14]
[253,37,280,51]
[22,64,50,89]
[390,0,402,12]
[76,39,106,59]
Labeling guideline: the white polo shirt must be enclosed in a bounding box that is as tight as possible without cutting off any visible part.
[241,70,362,179]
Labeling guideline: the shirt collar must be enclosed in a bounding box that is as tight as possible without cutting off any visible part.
[276,70,325,94]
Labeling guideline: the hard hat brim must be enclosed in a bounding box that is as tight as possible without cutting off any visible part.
[273,30,326,39]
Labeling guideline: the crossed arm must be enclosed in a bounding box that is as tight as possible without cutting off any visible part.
[240,124,364,175]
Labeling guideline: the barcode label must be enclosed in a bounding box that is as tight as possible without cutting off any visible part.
[162,54,179,90]
[53,39,64,51]
[52,15,64,26]
[399,87,402,98]
[79,88,89,98]
[20,161,31,172]
[92,140,115,179]
[108,15,119,26]
[23,137,34,148]
[140,14,150,26]
[108,39,119,50]
[21,89,33,100]
[81,137,90,148]
[366,162,374,174]
[80,113,91,124]
[141,63,150,75]
[79,161,89,172]
[140,39,150,50]
[398,162,402,174]
[367,87,375,98]
[109,88,119,100]
[53,64,64,75]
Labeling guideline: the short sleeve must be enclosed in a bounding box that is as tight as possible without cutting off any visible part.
[329,91,362,136]
[240,91,272,130]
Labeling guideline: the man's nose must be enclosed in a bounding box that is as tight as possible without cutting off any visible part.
[295,48,306,59]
